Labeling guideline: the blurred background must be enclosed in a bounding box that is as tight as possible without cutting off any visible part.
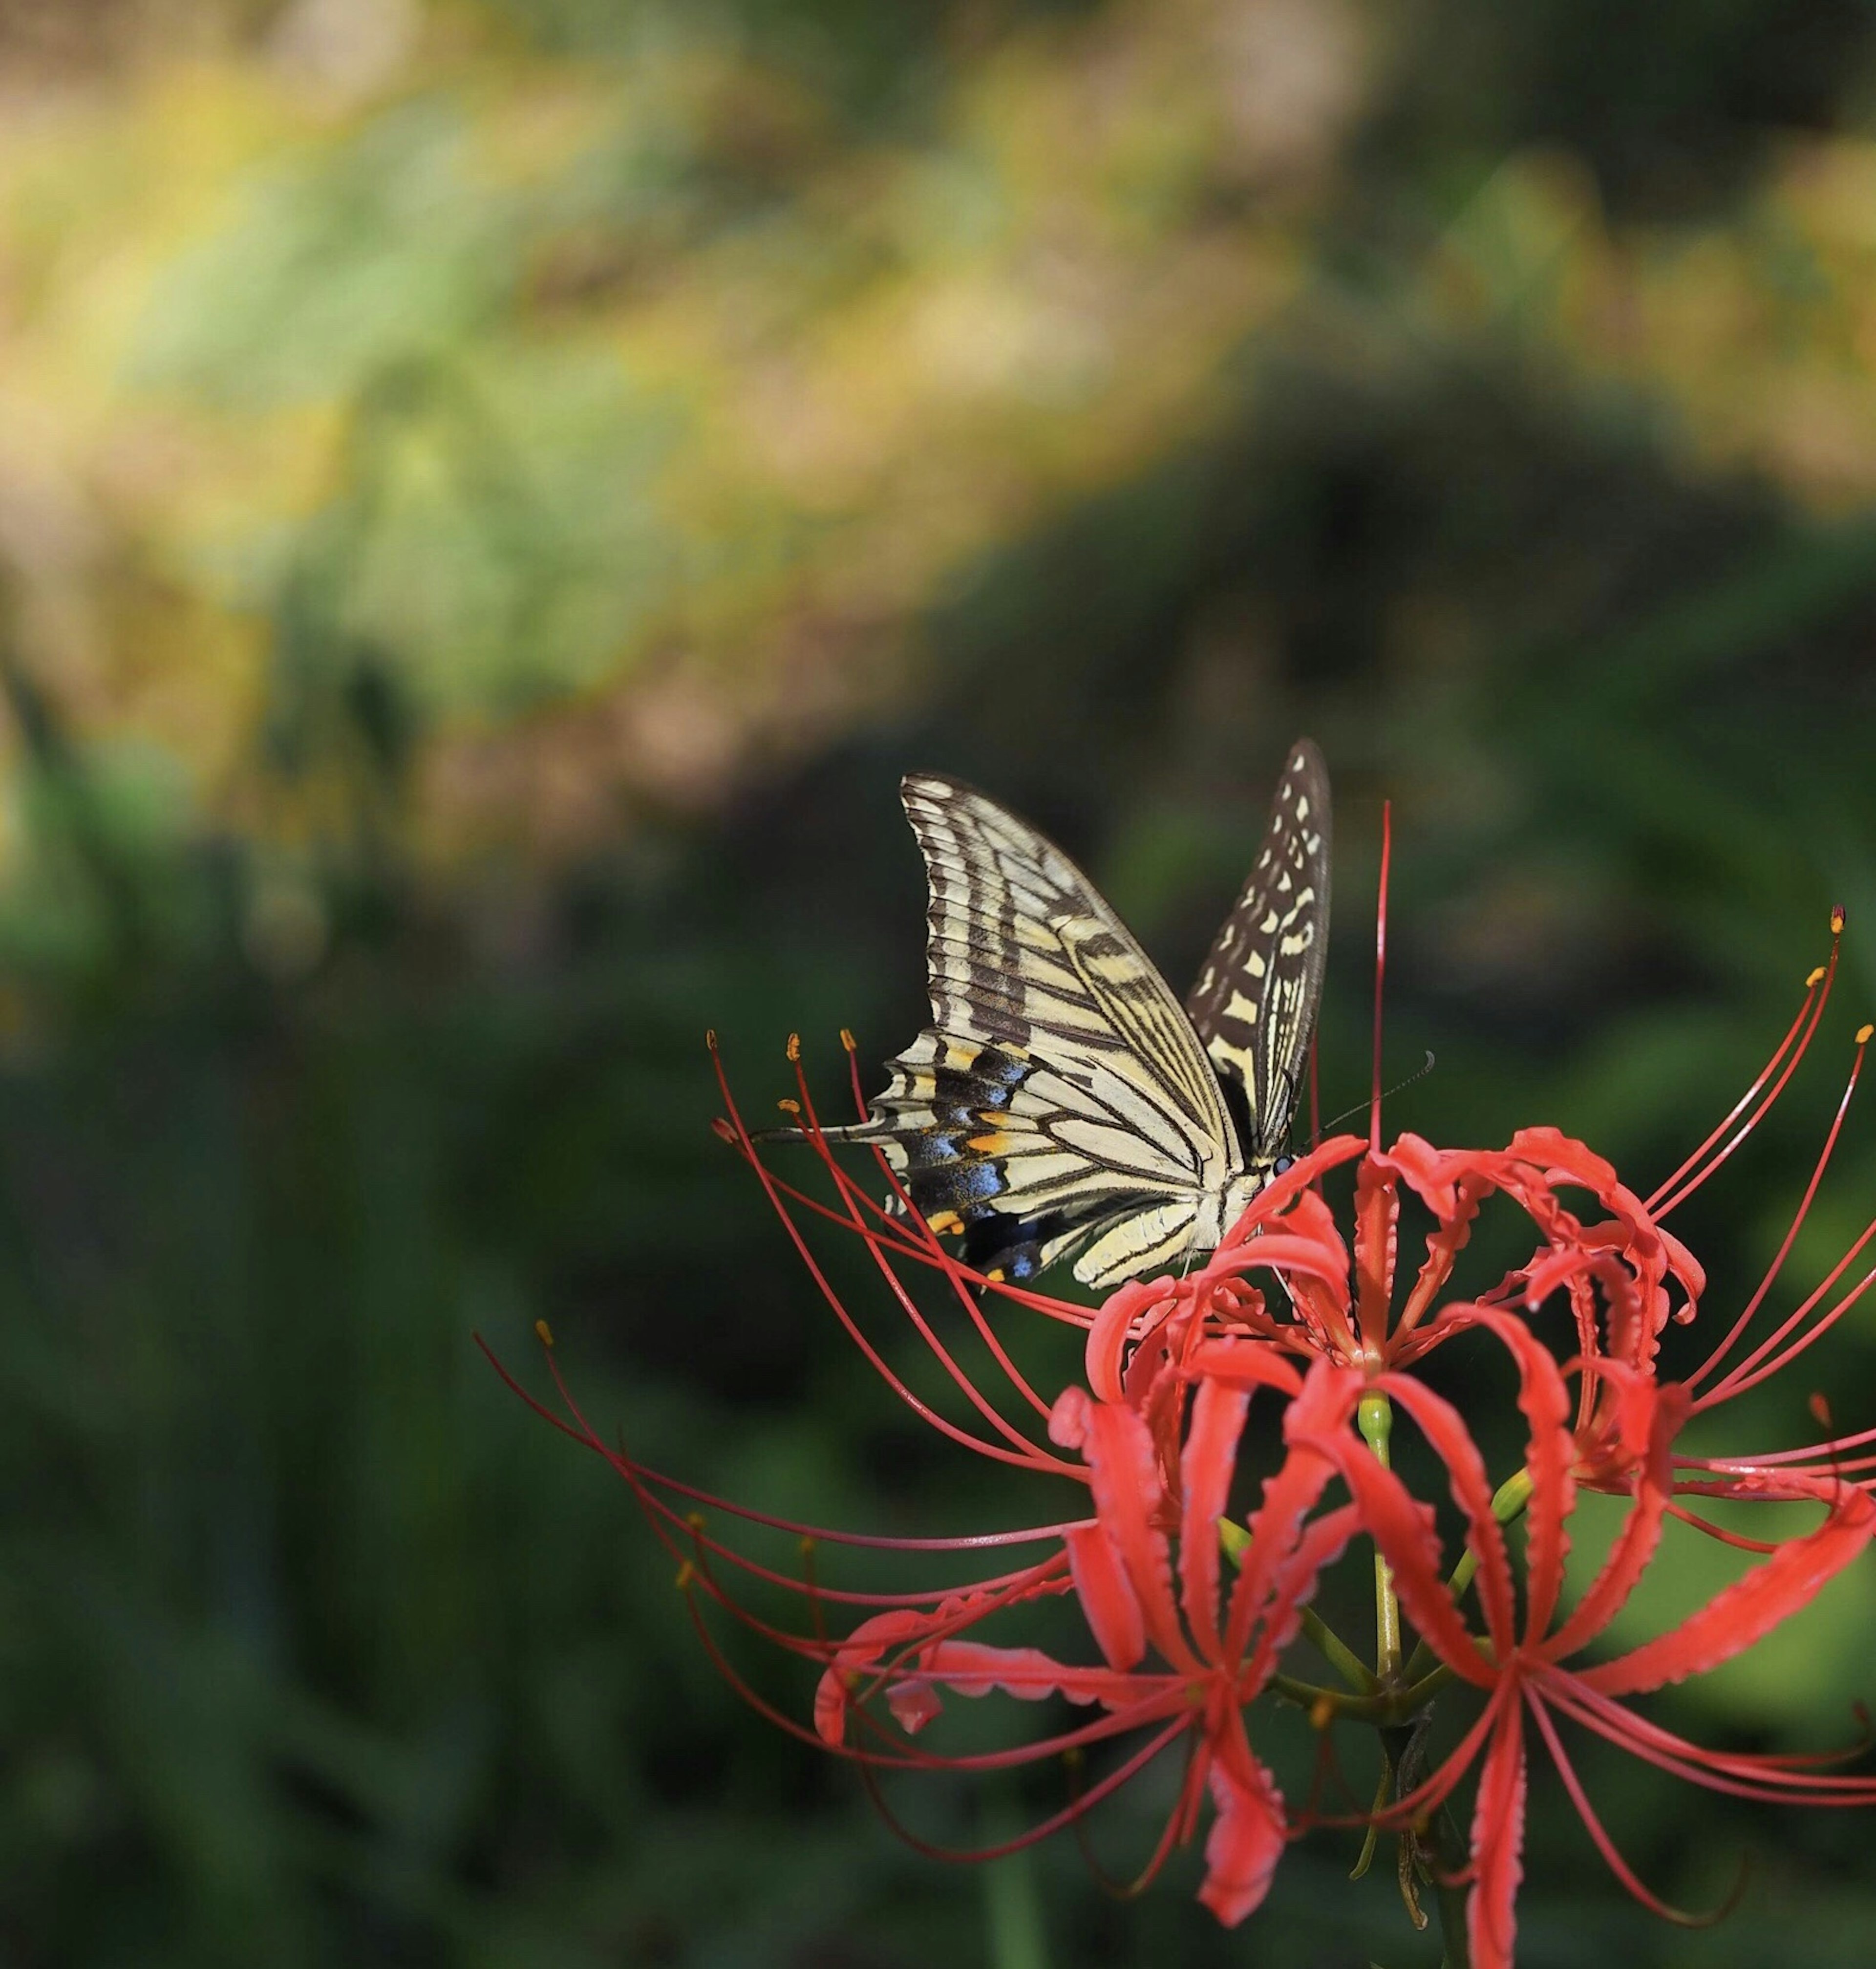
[3,1,1876,1963]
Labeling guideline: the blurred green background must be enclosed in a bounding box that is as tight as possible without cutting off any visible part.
[4,1,1876,1963]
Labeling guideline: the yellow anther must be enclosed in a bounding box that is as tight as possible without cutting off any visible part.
[1808,966,1828,987]
[686,1511,707,1532]
[705,1028,717,1049]
[786,1032,801,1062]
[799,1535,818,1560]
[1309,1693,1337,1731]
[1832,905,1848,935]
[675,1561,695,1591]
[534,1319,554,1348]
[777,1097,801,1114]
[1858,1024,1874,1046]
[840,1027,857,1053]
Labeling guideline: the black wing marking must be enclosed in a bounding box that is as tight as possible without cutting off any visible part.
[1183,738,1331,1164]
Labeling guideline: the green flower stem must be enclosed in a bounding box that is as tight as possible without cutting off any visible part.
[1358,1391,1402,1681]
[1400,1465,1535,1687]
[1218,1518,1380,1694]
[1266,1664,1452,1728]
[1303,1606,1384,1696]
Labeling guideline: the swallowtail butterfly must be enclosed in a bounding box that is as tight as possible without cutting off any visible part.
[779,740,1331,1291]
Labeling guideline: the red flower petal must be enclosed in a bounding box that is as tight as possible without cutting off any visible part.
[815,1607,944,1744]
[1467,1692,1528,1969]
[1066,1522,1148,1671]
[1443,1306,1577,1641]
[1580,1479,1876,1696]
[1180,1376,1251,1656]
[1380,1371,1519,1652]
[1085,1279,1178,1404]
[1544,1381,1687,1660]
[1353,1156,1399,1352]
[1224,1363,1356,1661]
[1081,1400,1198,1670]
[911,1638,1158,1712]
[1184,1340,1306,1395]
[1196,1704,1287,1926]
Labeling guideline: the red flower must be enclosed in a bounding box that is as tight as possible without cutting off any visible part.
[490,842,1876,1964]
[1275,1303,1876,1969]
[814,1355,1365,1923]
[1080,1120,1705,1431]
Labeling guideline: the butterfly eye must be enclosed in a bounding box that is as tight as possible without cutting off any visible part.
[1271,1155,1295,1177]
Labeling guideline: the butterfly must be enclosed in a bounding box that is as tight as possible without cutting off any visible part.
[774,740,1331,1292]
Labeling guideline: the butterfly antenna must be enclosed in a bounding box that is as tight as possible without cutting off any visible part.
[1308,1033,1321,1155]
[1321,1052,1436,1134]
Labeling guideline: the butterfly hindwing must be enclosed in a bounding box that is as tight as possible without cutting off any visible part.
[1184,739,1332,1166]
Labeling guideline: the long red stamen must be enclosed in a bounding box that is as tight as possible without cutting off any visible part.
[1680,1415,1876,1469]
[707,1037,1083,1473]
[789,1049,1061,1433]
[1648,914,1842,1217]
[1542,1674,1876,1799]
[1527,1693,1740,1924]
[1371,800,1391,1155]
[1660,1499,1783,1554]
[1696,1236,1876,1408]
[853,1713,1194,1860]
[1070,1734,1201,1899]
[1688,1027,1869,1393]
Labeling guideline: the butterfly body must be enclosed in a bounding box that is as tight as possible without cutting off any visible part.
[780,742,1331,1291]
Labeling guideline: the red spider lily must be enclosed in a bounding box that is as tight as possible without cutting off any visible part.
[1279,1302,1876,1969]
[492,768,1876,1965]
[815,1355,1364,1923]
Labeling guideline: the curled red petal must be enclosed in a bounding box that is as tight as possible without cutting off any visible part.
[1213,1232,1355,1291]
[1196,1704,1287,1926]
[911,1638,1155,1711]
[887,1682,945,1734]
[1180,1376,1251,1656]
[1082,1401,1197,1670]
[1467,1692,1528,1969]
[1380,1371,1519,1653]
[815,1607,938,1743]
[1225,1363,1357,1661]
[1086,1279,1178,1404]
[1440,1306,1577,1641]
[1289,1392,1493,1685]
[1066,1522,1148,1671]
[1545,1380,1688,1660]
[1049,1384,1093,1451]
[1580,1480,1876,1696]
[1353,1156,1399,1352]
[1184,1340,1306,1395]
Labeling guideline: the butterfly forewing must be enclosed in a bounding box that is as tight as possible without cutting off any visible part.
[815,776,1241,1286]
[1184,739,1332,1166]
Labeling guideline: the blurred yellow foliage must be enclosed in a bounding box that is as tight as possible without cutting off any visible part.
[0,0,1869,872]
